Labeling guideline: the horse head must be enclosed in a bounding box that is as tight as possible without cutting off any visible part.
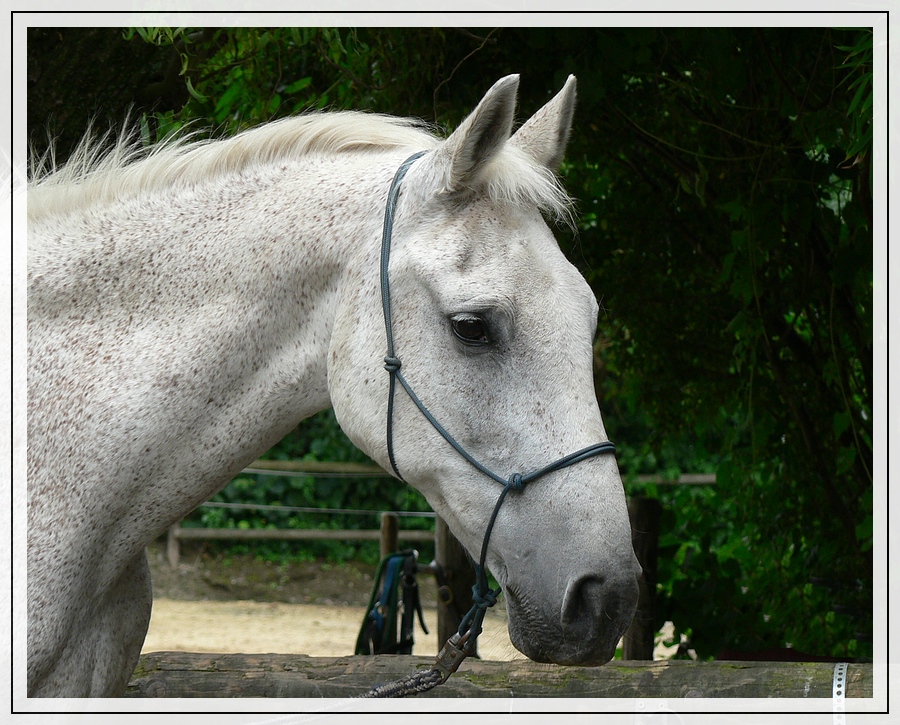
[329,75,640,666]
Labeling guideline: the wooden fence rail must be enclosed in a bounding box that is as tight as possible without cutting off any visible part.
[244,458,718,486]
[127,652,872,698]
[166,518,432,568]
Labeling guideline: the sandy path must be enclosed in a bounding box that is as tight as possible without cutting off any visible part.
[143,598,522,662]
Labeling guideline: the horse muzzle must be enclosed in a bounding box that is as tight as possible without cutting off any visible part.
[505,568,640,666]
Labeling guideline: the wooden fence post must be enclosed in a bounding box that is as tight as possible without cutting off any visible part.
[379,512,399,559]
[623,495,661,660]
[434,516,476,655]
[167,522,181,568]
[377,512,400,651]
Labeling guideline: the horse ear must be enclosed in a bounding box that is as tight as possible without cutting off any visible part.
[509,74,577,170]
[431,74,520,193]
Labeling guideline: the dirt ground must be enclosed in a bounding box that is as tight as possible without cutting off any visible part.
[143,540,518,661]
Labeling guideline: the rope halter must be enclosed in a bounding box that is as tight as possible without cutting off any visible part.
[370,152,618,695]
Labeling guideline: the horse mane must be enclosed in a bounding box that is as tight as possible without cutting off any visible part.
[27,112,439,220]
[28,111,572,224]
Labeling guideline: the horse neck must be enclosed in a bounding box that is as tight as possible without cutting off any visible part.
[26,152,407,582]
[174,154,395,420]
[32,152,396,430]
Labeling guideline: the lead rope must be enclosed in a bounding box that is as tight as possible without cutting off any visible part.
[360,480,513,698]
[363,153,618,697]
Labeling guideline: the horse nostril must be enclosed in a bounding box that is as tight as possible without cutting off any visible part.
[561,575,607,629]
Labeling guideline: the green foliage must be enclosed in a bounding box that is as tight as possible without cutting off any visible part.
[121,27,477,144]
[119,26,874,659]
[836,28,873,167]
[559,27,874,659]
[181,409,434,565]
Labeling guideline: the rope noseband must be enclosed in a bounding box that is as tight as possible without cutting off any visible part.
[367,152,618,697]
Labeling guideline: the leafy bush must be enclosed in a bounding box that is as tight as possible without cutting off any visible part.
[180,409,435,565]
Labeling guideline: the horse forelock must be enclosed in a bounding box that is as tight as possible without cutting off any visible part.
[470,146,574,228]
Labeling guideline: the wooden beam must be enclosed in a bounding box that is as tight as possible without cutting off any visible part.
[631,473,717,485]
[380,512,399,559]
[245,459,389,476]
[623,496,661,660]
[171,528,432,542]
[434,516,476,655]
[127,652,872,699]
[242,460,716,486]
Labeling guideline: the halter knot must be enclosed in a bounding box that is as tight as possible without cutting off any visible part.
[383,356,402,373]
[471,586,499,610]
[507,473,525,492]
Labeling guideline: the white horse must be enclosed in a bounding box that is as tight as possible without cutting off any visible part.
[27,74,641,697]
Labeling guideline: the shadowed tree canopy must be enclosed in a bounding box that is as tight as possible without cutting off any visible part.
[27,25,875,660]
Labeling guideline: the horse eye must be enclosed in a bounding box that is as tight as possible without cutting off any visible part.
[451,315,490,346]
